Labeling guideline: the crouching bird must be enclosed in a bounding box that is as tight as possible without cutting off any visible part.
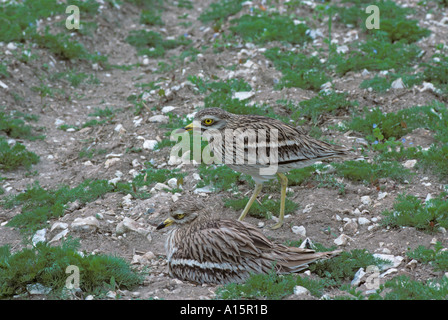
[156,195,340,285]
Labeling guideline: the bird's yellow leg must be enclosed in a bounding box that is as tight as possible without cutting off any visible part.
[271,173,288,230]
[238,183,263,221]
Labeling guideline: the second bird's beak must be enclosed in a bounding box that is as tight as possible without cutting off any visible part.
[174,122,195,134]
[156,218,174,230]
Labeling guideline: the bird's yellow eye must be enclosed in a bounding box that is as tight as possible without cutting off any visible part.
[173,214,185,220]
[203,118,214,126]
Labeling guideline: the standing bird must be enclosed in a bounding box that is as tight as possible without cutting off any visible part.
[178,107,350,229]
[156,196,340,285]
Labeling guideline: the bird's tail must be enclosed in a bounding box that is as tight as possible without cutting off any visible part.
[274,247,342,274]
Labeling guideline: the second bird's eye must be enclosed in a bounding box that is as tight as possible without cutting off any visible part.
[203,118,214,126]
[173,214,185,220]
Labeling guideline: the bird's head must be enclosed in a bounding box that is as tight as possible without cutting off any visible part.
[179,108,232,133]
[156,196,206,230]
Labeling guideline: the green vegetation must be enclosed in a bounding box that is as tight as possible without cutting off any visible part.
[126,30,191,57]
[333,0,430,43]
[360,73,424,93]
[0,110,43,171]
[381,192,448,231]
[188,76,279,117]
[333,160,413,184]
[334,39,423,75]
[309,249,389,285]
[216,248,388,299]
[3,165,186,233]
[0,139,40,172]
[199,0,245,24]
[282,92,357,124]
[422,52,448,93]
[0,110,43,141]
[408,242,448,272]
[196,164,242,192]
[140,10,164,26]
[265,47,330,91]
[0,237,143,299]
[230,12,310,45]
[216,269,326,299]
[224,195,298,219]
[5,180,117,233]
[371,275,448,300]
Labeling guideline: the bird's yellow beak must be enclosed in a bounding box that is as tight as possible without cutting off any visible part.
[156,218,174,230]
[183,122,195,131]
[173,122,197,134]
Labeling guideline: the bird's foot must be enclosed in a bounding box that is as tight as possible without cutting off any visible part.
[270,221,283,230]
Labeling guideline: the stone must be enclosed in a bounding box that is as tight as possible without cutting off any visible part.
[343,220,358,235]
[116,217,149,237]
[143,139,158,150]
[377,191,388,200]
[54,118,65,126]
[358,217,370,225]
[336,45,349,54]
[302,203,313,214]
[293,286,310,296]
[148,115,169,123]
[167,178,178,189]
[232,91,254,100]
[32,228,47,246]
[71,216,100,232]
[151,183,171,192]
[334,234,351,246]
[373,254,404,270]
[360,196,372,206]
[49,229,69,244]
[351,268,366,287]
[104,158,120,169]
[50,222,68,232]
[161,106,176,113]
[114,124,125,133]
[27,283,52,295]
[291,225,306,237]
[391,78,405,89]
[403,159,417,168]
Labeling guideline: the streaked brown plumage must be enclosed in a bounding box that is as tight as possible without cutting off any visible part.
[156,196,340,285]
[181,107,350,229]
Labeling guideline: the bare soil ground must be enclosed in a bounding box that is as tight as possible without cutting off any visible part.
[0,0,447,300]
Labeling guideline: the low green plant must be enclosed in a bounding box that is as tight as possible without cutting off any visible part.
[283,92,356,124]
[334,39,423,75]
[264,47,330,91]
[407,242,448,272]
[215,269,326,299]
[333,160,412,184]
[333,0,430,44]
[0,110,43,140]
[230,12,310,45]
[125,30,191,57]
[0,237,143,299]
[381,192,448,231]
[309,249,390,285]
[224,194,298,219]
[0,138,40,171]
[140,10,164,25]
[422,52,448,93]
[0,63,9,78]
[370,275,448,300]
[198,0,245,24]
[196,164,242,192]
[5,180,116,233]
[132,165,186,188]
[360,73,424,92]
